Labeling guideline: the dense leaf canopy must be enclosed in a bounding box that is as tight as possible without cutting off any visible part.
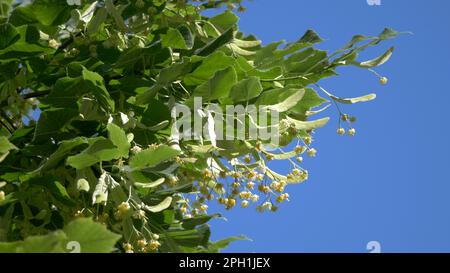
[0,0,397,253]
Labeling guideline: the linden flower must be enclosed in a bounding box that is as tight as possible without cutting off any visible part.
[76,178,90,192]
[74,210,84,217]
[117,202,130,214]
[134,209,146,220]
[199,204,208,212]
[296,156,303,163]
[270,182,280,190]
[244,155,252,163]
[304,136,313,145]
[348,128,356,136]
[266,154,274,161]
[137,239,147,249]
[230,171,241,179]
[262,202,272,210]
[276,193,289,203]
[174,156,183,164]
[258,184,270,193]
[202,169,212,178]
[241,200,249,208]
[148,240,161,251]
[256,174,264,181]
[48,39,60,49]
[227,198,236,208]
[337,127,345,136]
[180,206,187,214]
[167,176,178,185]
[245,171,257,180]
[247,181,255,189]
[251,194,260,202]
[300,170,309,181]
[294,145,304,154]
[307,148,317,157]
[380,77,388,85]
[152,234,160,240]
[123,243,133,252]
[239,191,251,199]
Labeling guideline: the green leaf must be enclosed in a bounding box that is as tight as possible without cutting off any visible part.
[209,10,238,32]
[195,27,234,57]
[206,235,249,253]
[10,0,72,26]
[157,59,192,86]
[290,88,328,117]
[193,66,237,102]
[87,7,108,35]
[63,218,121,253]
[37,137,87,172]
[0,230,67,253]
[0,0,13,22]
[13,232,67,253]
[82,68,115,112]
[105,0,127,32]
[229,76,263,103]
[298,29,323,44]
[41,179,76,207]
[379,28,399,40]
[66,137,118,169]
[42,77,84,108]
[0,25,52,59]
[0,218,120,253]
[0,136,17,154]
[182,213,222,230]
[107,123,130,159]
[161,28,190,50]
[184,51,236,86]
[0,136,17,163]
[168,224,211,248]
[33,108,78,142]
[0,23,19,50]
[261,89,306,112]
[130,145,180,170]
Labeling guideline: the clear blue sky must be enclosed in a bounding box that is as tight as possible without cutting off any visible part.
[208,0,450,253]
